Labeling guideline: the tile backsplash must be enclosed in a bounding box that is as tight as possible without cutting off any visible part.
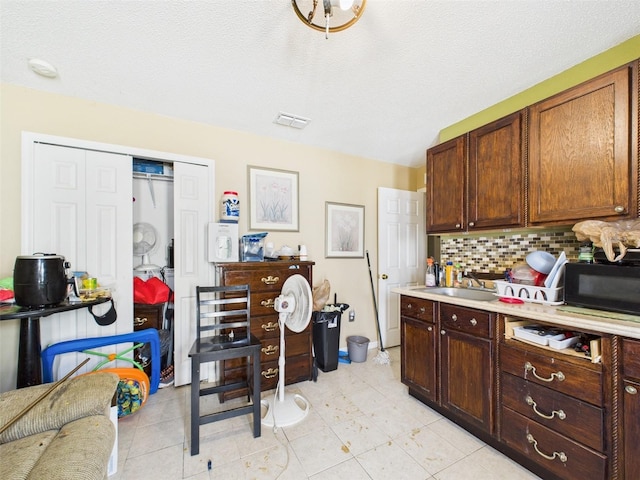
[438,229,580,275]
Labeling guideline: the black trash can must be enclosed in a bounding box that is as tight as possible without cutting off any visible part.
[312,303,349,372]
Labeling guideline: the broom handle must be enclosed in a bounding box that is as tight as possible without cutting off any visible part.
[0,358,90,435]
[366,250,385,352]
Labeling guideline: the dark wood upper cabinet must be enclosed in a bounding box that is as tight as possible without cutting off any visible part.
[528,63,637,225]
[426,136,466,233]
[468,112,524,230]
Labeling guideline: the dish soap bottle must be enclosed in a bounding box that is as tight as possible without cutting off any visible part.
[425,257,436,287]
[445,261,454,287]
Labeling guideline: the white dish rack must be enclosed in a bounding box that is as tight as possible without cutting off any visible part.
[494,280,564,305]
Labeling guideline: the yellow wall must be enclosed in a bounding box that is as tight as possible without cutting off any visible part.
[0,84,415,391]
[440,35,640,142]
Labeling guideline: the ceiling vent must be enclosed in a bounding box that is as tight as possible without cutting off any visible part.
[274,112,310,130]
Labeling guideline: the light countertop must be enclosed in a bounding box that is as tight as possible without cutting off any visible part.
[393,286,640,340]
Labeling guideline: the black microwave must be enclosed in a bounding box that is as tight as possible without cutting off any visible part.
[564,263,640,316]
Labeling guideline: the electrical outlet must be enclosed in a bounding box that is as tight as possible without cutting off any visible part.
[349,309,355,322]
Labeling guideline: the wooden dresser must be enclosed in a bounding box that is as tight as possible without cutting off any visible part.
[214,261,314,399]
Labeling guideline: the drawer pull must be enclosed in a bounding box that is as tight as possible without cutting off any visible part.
[451,314,458,321]
[407,303,413,309]
[526,433,567,463]
[525,395,566,420]
[626,385,638,395]
[524,362,565,383]
[261,321,278,332]
[261,345,279,355]
[134,316,148,327]
[262,368,279,379]
[470,318,477,326]
[261,276,280,285]
[260,298,275,308]
[419,307,426,313]
[427,326,433,332]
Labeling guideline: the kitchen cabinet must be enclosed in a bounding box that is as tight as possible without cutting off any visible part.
[440,304,494,433]
[214,261,314,400]
[400,296,437,402]
[426,112,524,233]
[528,62,637,225]
[621,338,640,479]
[426,136,466,232]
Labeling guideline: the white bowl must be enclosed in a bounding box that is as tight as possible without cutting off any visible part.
[526,251,556,275]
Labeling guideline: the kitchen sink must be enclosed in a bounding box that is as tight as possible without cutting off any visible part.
[416,287,497,302]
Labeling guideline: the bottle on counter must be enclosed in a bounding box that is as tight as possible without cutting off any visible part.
[455,263,463,286]
[445,261,454,287]
[434,261,441,286]
[578,242,594,263]
[426,257,436,287]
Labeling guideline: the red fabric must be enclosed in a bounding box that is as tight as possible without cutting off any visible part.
[0,289,14,301]
[133,277,170,304]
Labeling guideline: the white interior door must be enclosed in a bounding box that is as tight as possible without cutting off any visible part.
[28,143,133,377]
[377,187,425,347]
[173,161,213,386]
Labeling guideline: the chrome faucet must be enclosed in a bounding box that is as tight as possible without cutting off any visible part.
[464,271,486,289]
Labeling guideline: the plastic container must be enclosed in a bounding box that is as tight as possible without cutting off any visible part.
[240,232,267,262]
[444,261,454,287]
[494,279,564,305]
[221,191,239,222]
[347,335,369,363]
[312,303,348,372]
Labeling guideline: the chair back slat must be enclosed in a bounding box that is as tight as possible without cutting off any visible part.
[196,284,251,345]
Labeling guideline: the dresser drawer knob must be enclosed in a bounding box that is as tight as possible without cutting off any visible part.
[262,368,279,379]
[407,303,413,309]
[451,314,457,322]
[525,395,566,420]
[260,298,275,308]
[261,321,278,332]
[261,345,279,355]
[626,385,638,395]
[419,307,426,313]
[261,276,280,285]
[470,318,477,326]
[525,361,565,383]
[526,433,567,463]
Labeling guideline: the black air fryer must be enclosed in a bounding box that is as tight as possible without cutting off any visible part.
[13,254,71,307]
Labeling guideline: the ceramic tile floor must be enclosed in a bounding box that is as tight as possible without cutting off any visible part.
[112,347,542,480]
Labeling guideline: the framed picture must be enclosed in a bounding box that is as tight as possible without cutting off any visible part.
[325,202,365,258]
[248,166,299,231]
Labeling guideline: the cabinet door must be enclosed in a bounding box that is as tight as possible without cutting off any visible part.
[468,112,523,230]
[440,328,493,433]
[623,379,640,479]
[426,136,466,233]
[528,64,634,224]
[401,316,437,402]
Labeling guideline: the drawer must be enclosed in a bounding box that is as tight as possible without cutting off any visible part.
[133,303,164,330]
[252,292,279,316]
[440,304,492,338]
[260,354,311,391]
[501,344,603,406]
[223,268,309,293]
[623,338,640,379]
[501,407,607,480]
[251,315,280,339]
[400,296,435,322]
[501,372,604,451]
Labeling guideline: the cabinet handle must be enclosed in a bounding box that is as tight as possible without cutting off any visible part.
[524,361,565,383]
[626,385,638,395]
[614,205,625,214]
[470,318,477,326]
[261,345,279,355]
[440,330,446,335]
[407,303,413,309]
[261,276,279,285]
[526,433,567,463]
[451,314,458,322]
[134,316,148,327]
[419,307,426,313]
[525,395,566,420]
[468,222,475,227]
[455,223,461,229]
[261,321,278,332]
[260,298,275,308]
[262,368,279,379]
[427,326,433,332]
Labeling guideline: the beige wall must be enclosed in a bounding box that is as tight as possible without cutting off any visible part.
[0,84,416,391]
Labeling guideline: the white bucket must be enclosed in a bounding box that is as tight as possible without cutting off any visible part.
[347,336,370,363]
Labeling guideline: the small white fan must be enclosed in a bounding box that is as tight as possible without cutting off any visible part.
[261,274,312,428]
[133,222,161,272]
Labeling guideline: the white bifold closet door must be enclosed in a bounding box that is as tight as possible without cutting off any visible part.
[29,143,133,377]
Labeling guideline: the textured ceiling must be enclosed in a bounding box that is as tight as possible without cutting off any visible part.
[2,1,640,167]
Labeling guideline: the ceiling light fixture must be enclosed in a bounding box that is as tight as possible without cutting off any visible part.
[28,58,58,78]
[274,112,310,129]
[292,0,366,39]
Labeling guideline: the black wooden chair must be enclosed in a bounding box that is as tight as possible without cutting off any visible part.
[188,284,261,455]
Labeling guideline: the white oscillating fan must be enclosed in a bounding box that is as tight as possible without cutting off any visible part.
[132,222,161,272]
[261,274,312,428]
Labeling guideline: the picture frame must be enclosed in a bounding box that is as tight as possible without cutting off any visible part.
[248,166,299,231]
[325,202,365,258]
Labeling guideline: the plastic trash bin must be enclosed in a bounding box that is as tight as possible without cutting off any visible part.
[312,303,349,372]
[347,335,370,363]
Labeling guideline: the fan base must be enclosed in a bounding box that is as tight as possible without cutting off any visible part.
[260,393,310,428]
